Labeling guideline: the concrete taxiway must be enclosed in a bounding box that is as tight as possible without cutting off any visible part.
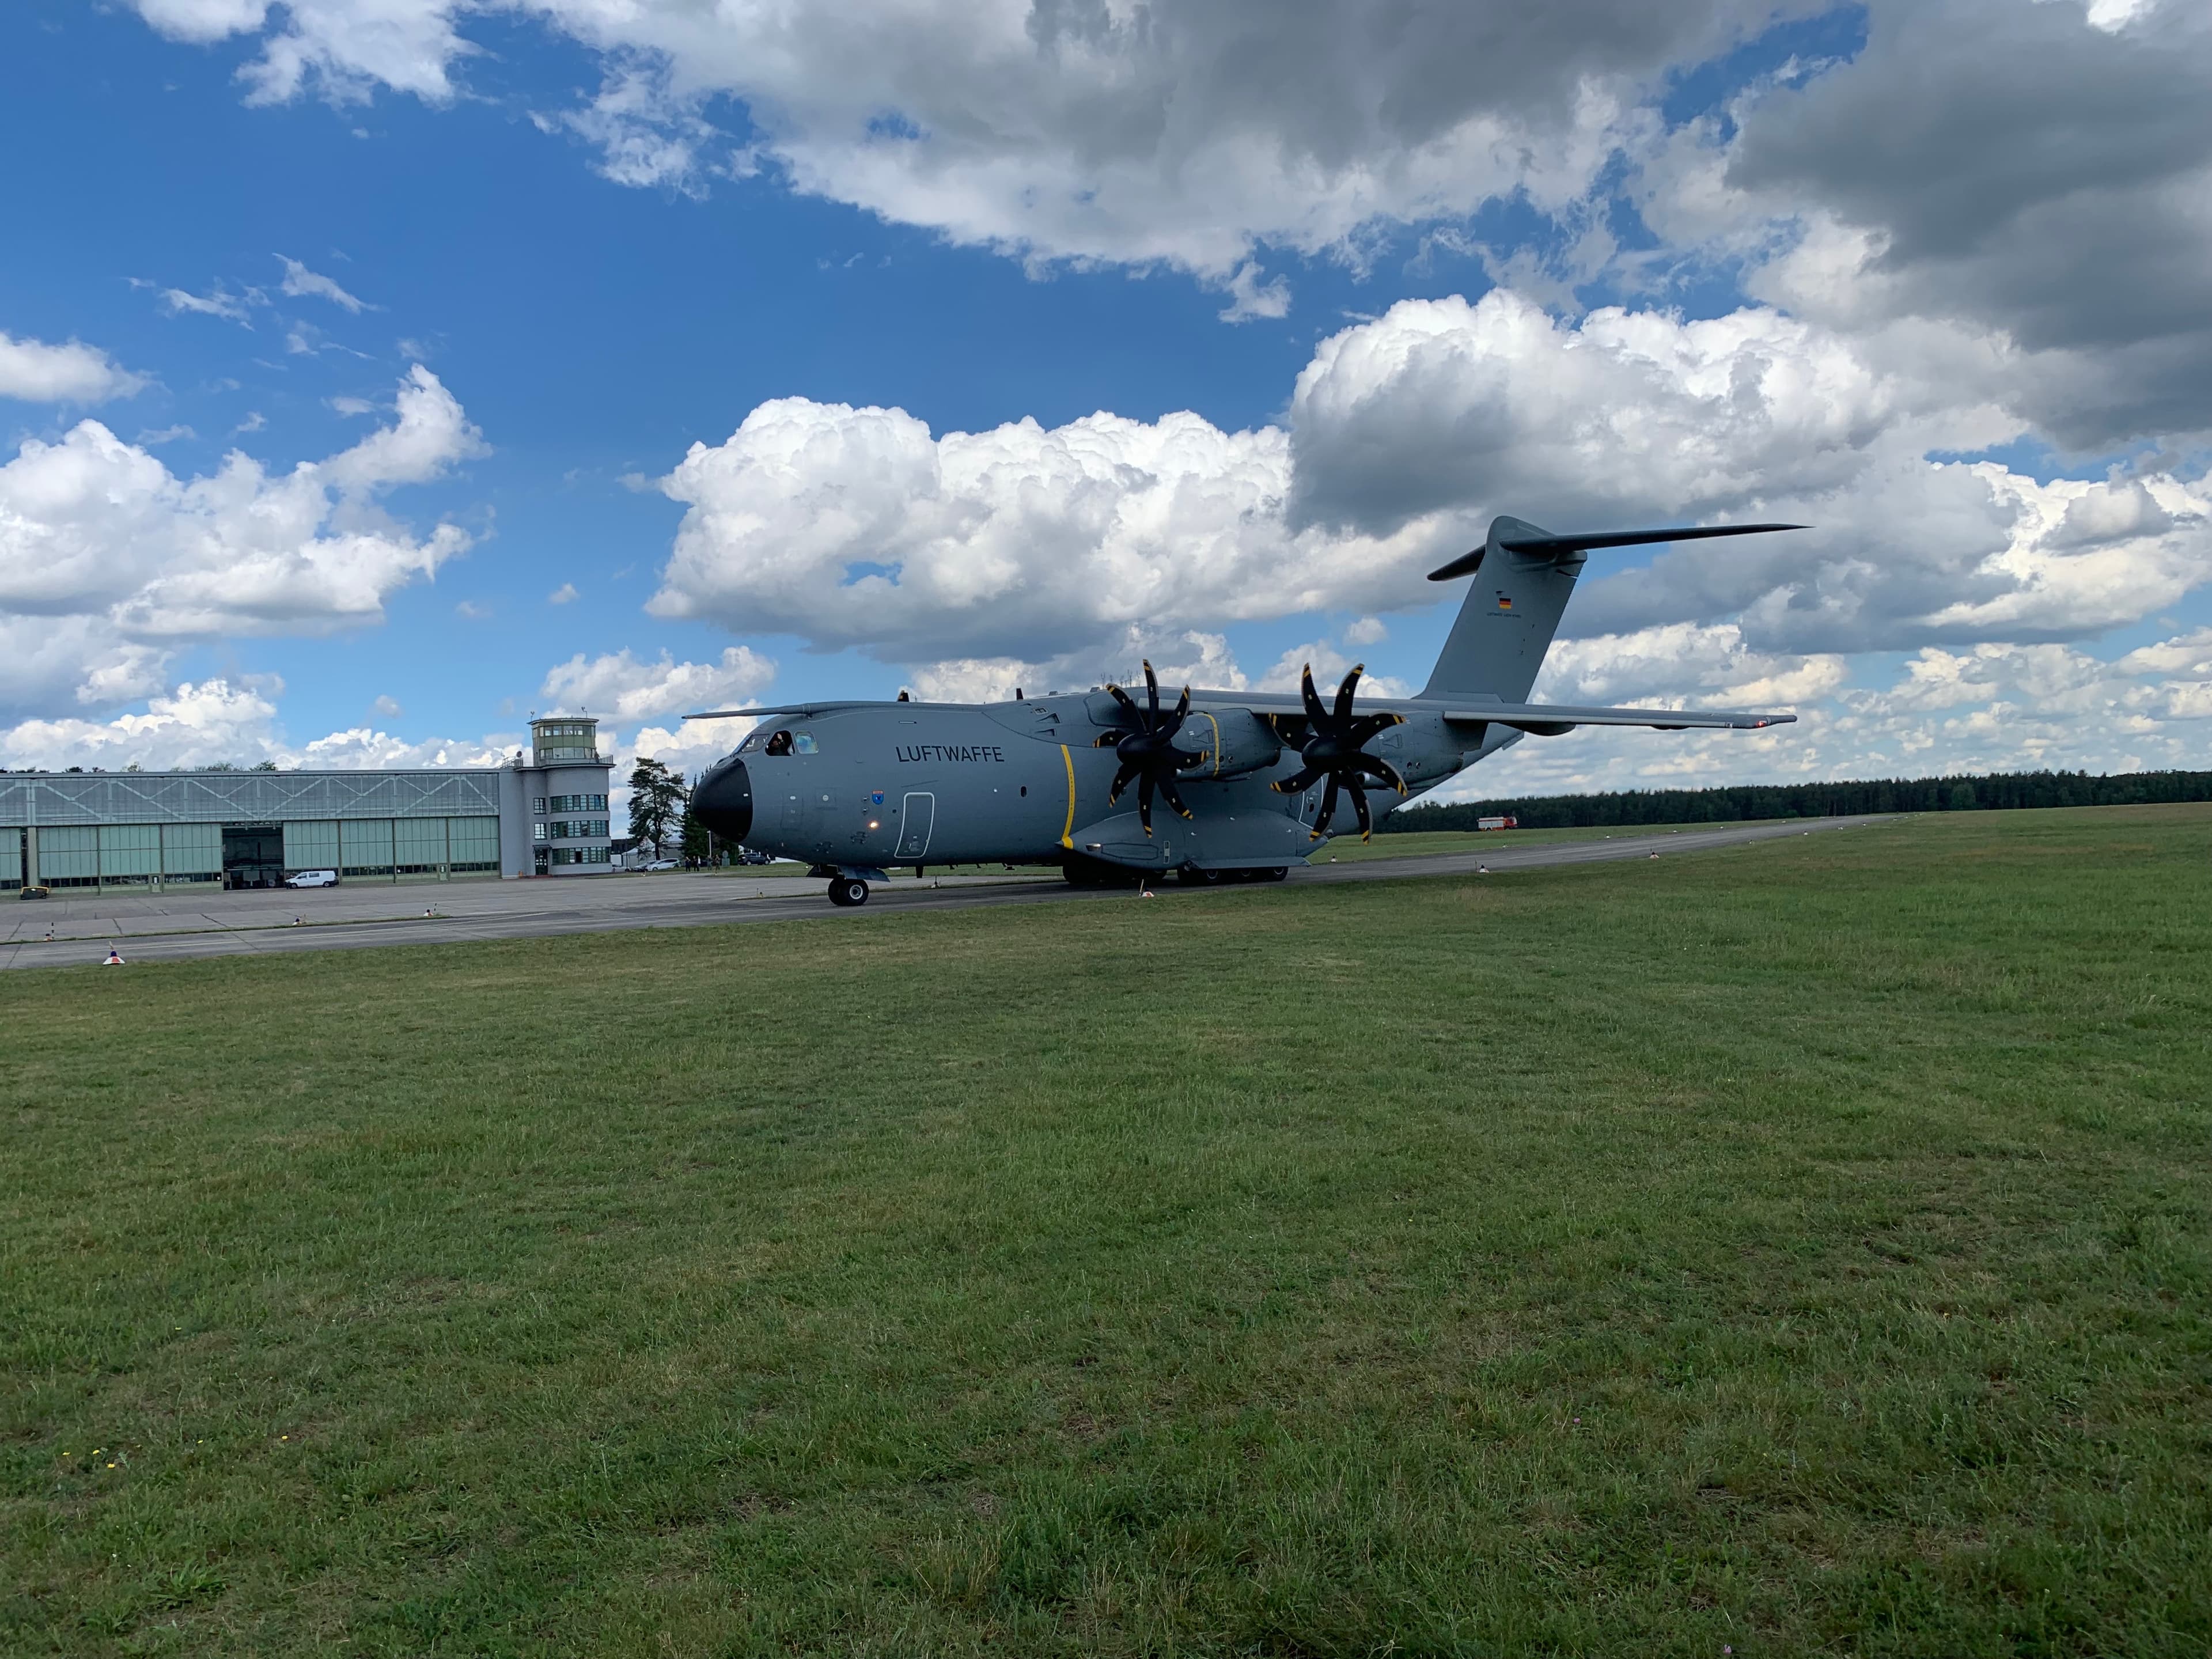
[0,816,1893,972]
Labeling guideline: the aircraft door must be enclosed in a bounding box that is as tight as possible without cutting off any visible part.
[897,791,936,859]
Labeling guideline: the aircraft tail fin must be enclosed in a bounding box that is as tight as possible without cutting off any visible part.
[1418,516,1803,702]
[1417,515,1582,703]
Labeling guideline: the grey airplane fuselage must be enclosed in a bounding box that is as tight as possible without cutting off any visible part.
[694,691,1509,873]
[685,516,1807,891]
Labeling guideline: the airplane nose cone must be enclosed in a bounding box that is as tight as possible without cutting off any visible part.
[691,754,753,842]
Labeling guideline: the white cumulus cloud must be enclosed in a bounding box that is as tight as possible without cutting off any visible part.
[126,0,1792,282]
[1532,623,1849,711]
[646,293,2212,694]
[0,365,484,719]
[115,0,2212,473]
[539,644,777,723]
[649,395,1433,673]
[1634,0,2212,445]
[1413,623,2212,802]
[0,674,524,772]
[0,331,148,404]
[905,628,1251,704]
[1257,643,1412,702]
[0,677,293,771]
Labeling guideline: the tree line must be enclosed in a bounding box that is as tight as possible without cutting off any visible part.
[1379,769,2212,833]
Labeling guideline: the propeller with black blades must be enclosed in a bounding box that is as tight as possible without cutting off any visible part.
[1270,662,1407,841]
[1092,660,1202,836]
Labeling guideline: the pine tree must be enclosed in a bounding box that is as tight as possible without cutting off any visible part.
[680,798,712,865]
[627,758,688,856]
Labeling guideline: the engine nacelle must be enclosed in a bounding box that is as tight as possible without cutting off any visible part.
[1174,707,1283,779]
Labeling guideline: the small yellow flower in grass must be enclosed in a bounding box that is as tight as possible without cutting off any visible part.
[107,1462,117,1469]
[281,1435,289,1441]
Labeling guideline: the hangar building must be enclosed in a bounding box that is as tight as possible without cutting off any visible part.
[2,716,616,893]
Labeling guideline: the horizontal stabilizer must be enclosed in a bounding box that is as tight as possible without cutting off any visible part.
[1427,521,1805,582]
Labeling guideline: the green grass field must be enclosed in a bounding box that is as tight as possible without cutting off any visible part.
[5,806,2209,1656]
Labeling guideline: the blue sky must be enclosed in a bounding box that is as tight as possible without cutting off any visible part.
[3,0,2207,791]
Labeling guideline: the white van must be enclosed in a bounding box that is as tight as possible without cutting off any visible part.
[285,869,338,888]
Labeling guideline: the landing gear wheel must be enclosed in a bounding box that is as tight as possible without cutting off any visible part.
[827,877,870,907]
[1265,866,1289,881]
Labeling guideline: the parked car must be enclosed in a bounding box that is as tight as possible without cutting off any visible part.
[736,848,774,865]
[284,869,338,888]
[17,884,50,900]
[643,859,679,872]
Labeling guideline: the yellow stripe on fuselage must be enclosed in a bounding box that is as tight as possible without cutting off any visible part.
[1059,743,1077,848]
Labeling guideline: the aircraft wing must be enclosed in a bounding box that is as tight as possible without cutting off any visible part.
[1438,702,1794,732]
[1186,689,1793,732]
[683,702,882,721]
[686,695,1795,732]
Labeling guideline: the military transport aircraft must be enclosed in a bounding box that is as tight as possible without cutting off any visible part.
[685,516,1803,906]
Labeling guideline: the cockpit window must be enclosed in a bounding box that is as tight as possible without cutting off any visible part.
[793,732,818,755]
[763,729,793,756]
[739,731,765,753]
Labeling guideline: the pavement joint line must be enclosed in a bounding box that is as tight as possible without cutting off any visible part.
[13,912,469,946]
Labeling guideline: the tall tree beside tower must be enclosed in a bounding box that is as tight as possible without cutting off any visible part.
[627,757,688,857]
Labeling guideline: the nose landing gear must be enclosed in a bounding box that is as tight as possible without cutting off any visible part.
[827,876,871,907]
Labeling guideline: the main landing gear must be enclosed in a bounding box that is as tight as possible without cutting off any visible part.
[827,876,871,907]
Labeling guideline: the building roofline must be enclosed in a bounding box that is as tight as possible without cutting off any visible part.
[3,767,515,779]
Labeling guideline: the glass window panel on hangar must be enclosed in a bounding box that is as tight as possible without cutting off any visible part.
[39,825,99,887]
[163,823,222,880]
[285,820,340,871]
